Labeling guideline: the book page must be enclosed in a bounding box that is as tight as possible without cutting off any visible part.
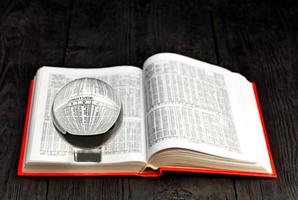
[143,53,259,162]
[26,66,146,164]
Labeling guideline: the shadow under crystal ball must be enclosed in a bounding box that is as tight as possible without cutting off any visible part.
[51,78,122,149]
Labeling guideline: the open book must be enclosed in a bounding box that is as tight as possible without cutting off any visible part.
[18,53,276,177]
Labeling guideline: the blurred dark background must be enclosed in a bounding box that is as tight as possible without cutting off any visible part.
[0,0,297,199]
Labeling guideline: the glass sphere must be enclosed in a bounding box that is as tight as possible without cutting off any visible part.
[51,78,122,149]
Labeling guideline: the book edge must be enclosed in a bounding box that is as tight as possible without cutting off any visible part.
[18,80,34,176]
[252,82,277,177]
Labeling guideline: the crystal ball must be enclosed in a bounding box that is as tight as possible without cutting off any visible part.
[51,78,122,148]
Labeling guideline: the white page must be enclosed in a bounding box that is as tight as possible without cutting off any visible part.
[26,66,147,165]
[143,53,271,169]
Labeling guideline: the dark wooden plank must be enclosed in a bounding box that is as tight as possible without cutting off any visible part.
[128,174,236,200]
[63,0,137,67]
[0,0,71,199]
[212,3,298,200]
[46,0,237,199]
[134,0,216,66]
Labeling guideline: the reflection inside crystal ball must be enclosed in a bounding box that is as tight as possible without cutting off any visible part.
[52,78,121,136]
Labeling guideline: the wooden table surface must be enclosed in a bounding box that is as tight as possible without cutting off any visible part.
[0,0,297,199]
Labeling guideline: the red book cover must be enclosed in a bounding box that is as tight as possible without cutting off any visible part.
[18,81,277,178]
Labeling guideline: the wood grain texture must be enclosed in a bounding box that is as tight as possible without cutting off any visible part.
[0,0,297,199]
[0,0,71,199]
